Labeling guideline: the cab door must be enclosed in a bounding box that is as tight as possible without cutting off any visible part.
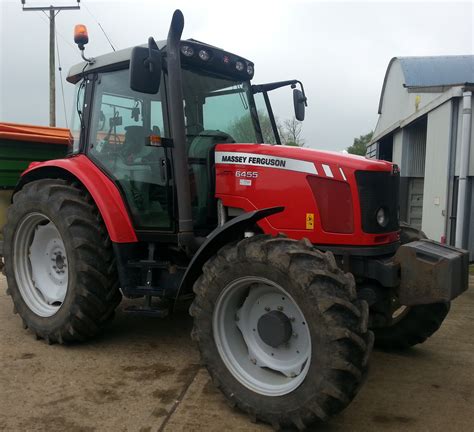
[88,69,174,231]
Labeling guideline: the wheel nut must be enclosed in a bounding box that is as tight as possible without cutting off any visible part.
[292,332,298,338]
[264,306,270,312]
[277,306,283,311]
[250,358,257,365]
[290,316,295,322]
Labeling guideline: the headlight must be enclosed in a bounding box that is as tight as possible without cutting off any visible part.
[198,50,210,61]
[180,45,194,57]
[376,207,388,227]
[247,64,254,75]
[235,61,244,71]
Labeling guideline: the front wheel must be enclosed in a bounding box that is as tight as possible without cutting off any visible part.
[373,303,450,350]
[190,235,372,430]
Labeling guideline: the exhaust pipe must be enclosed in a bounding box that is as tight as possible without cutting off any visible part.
[166,10,196,251]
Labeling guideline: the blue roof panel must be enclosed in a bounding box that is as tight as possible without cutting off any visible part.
[398,55,474,87]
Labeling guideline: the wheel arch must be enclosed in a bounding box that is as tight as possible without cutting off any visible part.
[15,156,138,243]
[176,206,284,301]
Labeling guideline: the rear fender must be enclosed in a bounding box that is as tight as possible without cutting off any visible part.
[16,155,138,243]
[176,206,284,302]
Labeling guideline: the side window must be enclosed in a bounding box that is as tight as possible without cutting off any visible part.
[69,80,86,154]
[89,70,172,230]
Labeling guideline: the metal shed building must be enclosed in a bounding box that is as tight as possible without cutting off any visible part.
[367,55,474,258]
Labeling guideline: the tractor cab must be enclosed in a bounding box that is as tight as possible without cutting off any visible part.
[67,33,306,238]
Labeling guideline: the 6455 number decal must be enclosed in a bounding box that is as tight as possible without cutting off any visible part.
[235,171,259,178]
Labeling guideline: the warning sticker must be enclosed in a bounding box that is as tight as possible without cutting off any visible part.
[306,213,314,230]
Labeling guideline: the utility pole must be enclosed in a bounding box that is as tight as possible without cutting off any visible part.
[49,8,56,127]
[21,1,81,127]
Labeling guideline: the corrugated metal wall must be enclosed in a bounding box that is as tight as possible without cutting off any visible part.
[406,120,427,177]
[407,178,424,229]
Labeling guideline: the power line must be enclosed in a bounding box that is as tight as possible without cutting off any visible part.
[82,0,116,52]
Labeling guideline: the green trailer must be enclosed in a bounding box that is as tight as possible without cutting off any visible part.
[0,123,70,238]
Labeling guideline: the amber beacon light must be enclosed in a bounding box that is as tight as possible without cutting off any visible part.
[74,24,89,49]
[73,24,94,64]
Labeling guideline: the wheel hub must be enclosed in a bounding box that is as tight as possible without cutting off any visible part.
[13,213,69,317]
[213,277,311,397]
[257,310,293,348]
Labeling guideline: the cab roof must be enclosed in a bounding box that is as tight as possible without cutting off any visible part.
[67,39,224,84]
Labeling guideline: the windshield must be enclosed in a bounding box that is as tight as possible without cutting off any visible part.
[181,68,278,145]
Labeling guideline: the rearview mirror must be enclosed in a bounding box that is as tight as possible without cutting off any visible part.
[130,37,162,94]
[293,89,307,121]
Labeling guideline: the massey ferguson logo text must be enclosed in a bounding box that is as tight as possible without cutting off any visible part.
[215,151,319,175]
[221,155,286,168]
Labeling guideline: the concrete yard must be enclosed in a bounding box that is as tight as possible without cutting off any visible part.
[0,276,473,432]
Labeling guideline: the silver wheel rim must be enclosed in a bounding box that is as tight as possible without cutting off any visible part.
[213,276,311,397]
[13,212,68,317]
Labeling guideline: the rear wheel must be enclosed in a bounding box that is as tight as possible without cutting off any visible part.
[3,179,121,343]
[373,223,450,350]
[190,235,372,429]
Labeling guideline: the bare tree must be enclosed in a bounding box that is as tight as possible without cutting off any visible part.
[281,117,304,146]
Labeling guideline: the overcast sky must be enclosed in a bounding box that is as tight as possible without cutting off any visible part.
[0,0,472,150]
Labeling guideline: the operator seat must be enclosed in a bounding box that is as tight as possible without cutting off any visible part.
[122,125,146,162]
[118,126,157,217]
[188,130,235,228]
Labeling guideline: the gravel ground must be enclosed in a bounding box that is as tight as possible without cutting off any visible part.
[0,275,473,432]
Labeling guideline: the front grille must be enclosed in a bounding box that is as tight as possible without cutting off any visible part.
[355,170,400,234]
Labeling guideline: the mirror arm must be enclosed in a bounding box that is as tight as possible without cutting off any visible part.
[252,79,298,94]
[253,79,308,107]
[146,37,160,72]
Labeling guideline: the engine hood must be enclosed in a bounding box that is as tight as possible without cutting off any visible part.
[215,143,394,175]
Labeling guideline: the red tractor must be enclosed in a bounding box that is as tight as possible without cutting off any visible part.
[3,10,469,430]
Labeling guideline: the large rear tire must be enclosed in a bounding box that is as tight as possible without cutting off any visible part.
[373,222,450,350]
[3,179,121,343]
[190,235,372,430]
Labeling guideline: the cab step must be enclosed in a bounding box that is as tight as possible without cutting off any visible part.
[123,304,169,318]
